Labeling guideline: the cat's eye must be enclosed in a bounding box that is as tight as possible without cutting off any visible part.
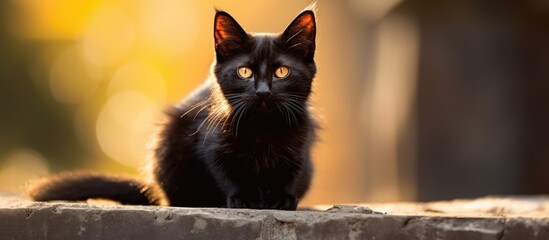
[274,66,290,79]
[237,67,253,79]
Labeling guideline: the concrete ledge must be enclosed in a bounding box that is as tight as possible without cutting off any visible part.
[1,195,548,239]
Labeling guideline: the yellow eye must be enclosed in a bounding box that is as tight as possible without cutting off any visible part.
[237,67,253,79]
[274,66,290,79]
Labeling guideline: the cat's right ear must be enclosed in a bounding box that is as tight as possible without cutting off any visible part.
[281,10,316,61]
[214,11,248,60]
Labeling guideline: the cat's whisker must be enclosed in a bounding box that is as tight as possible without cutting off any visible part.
[191,102,225,137]
[229,101,247,136]
[227,101,241,128]
[283,105,294,126]
[276,103,289,126]
[193,104,212,121]
[275,104,288,126]
[290,104,309,122]
[285,104,299,126]
[280,95,308,111]
[279,93,308,100]
[234,103,249,137]
[284,101,307,114]
[180,99,211,118]
[208,118,223,138]
[205,105,227,135]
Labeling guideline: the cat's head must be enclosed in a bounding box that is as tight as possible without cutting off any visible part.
[212,9,316,115]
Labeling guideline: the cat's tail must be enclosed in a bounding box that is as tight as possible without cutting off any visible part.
[26,171,162,205]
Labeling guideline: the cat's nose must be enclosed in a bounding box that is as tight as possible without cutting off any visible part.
[256,90,271,99]
[256,82,271,99]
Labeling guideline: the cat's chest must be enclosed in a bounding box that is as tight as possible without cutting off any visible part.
[221,141,299,176]
[218,129,302,162]
[226,135,295,157]
[206,114,309,169]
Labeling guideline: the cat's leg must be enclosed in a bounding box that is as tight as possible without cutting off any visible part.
[225,185,263,209]
[261,157,312,210]
[224,182,300,210]
[260,190,298,210]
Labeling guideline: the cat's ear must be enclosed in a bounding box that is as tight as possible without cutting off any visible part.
[281,10,316,60]
[214,11,248,60]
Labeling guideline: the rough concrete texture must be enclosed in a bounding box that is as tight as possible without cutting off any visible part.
[1,194,548,240]
[316,196,549,218]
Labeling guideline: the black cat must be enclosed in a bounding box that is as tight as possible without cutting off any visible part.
[28,8,317,210]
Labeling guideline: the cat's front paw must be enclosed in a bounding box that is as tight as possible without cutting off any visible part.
[226,194,259,209]
[227,192,298,210]
[270,193,298,210]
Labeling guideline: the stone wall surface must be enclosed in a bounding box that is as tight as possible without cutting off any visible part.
[1,194,548,240]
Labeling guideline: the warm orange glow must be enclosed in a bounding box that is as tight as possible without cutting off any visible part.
[0,149,49,191]
[139,0,201,55]
[8,0,101,39]
[109,60,168,104]
[83,3,135,66]
[49,45,100,104]
[364,15,420,201]
[96,91,160,167]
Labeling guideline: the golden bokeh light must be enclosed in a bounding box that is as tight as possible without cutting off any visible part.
[7,0,101,39]
[49,44,101,104]
[139,0,201,55]
[83,3,135,66]
[96,91,161,167]
[109,59,168,104]
[0,149,49,192]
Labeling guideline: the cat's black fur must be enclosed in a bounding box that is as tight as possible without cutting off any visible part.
[27,9,317,210]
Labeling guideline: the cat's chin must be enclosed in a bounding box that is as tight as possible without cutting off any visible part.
[254,100,277,114]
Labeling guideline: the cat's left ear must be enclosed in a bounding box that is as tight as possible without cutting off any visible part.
[214,11,248,60]
[281,10,316,60]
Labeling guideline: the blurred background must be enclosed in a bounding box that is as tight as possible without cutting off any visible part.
[1,0,548,206]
